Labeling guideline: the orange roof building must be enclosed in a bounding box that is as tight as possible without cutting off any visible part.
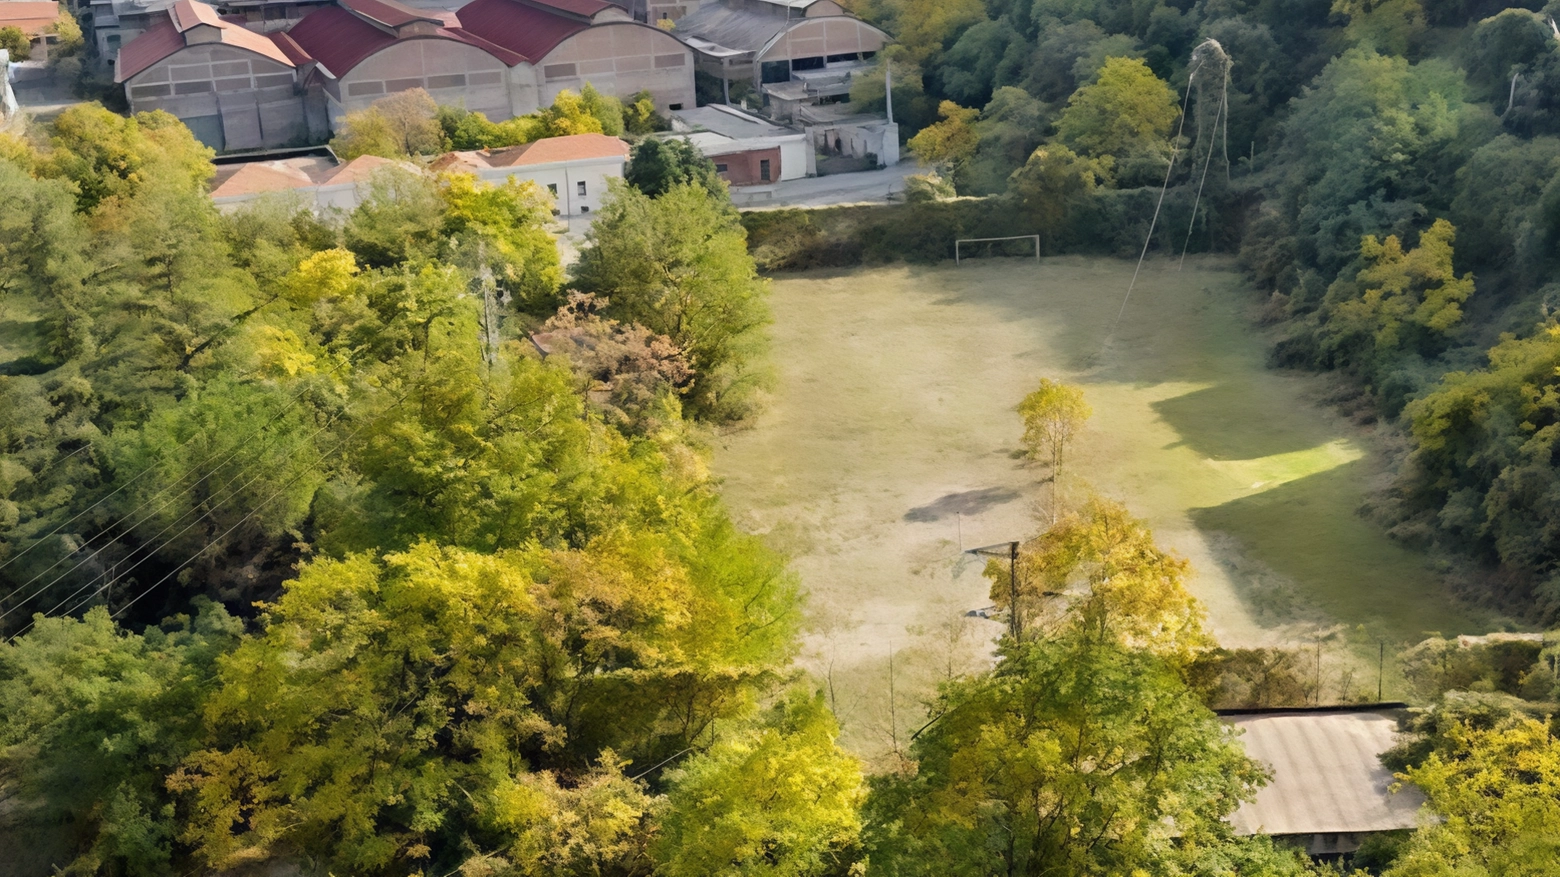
[0,2,63,37]
[432,133,629,216]
[209,152,418,210]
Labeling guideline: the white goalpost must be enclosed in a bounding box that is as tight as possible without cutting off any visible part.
[954,235,1041,264]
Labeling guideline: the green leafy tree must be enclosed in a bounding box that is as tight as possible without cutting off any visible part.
[624,137,723,198]
[991,497,1211,662]
[1056,57,1179,186]
[864,633,1267,876]
[572,181,770,421]
[655,690,866,877]
[42,104,215,211]
[330,89,446,159]
[1319,218,1474,378]
[0,603,241,876]
[907,100,979,173]
[1009,144,1106,249]
[623,90,667,135]
[174,536,797,873]
[0,25,31,61]
[1332,0,1426,57]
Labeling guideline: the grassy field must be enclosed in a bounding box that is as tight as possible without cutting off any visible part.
[709,255,1505,760]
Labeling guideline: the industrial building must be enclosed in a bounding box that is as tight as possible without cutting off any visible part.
[116,0,695,150]
[673,0,887,113]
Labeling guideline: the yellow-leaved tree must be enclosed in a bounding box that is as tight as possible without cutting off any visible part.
[1017,378,1090,521]
[989,497,1211,664]
[1323,218,1475,373]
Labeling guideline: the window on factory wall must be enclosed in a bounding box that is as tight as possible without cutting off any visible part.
[547,183,557,195]
[759,159,771,182]
[577,181,587,196]
[715,163,728,173]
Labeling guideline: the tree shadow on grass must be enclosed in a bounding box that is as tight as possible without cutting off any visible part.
[1189,460,1488,640]
[1152,383,1328,461]
[904,487,1022,523]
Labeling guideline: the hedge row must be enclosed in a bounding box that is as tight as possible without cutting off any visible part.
[739,187,1245,272]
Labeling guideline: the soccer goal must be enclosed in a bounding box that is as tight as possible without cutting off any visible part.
[954,234,1041,264]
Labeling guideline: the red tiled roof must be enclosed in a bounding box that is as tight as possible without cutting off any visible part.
[319,154,407,184]
[287,5,522,75]
[340,0,442,28]
[117,1,296,81]
[0,2,62,36]
[171,0,222,31]
[433,133,629,171]
[455,0,589,63]
[210,161,318,198]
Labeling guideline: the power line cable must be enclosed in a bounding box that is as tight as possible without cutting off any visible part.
[1105,60,1201,343]
[98,392,412,626]
[0,357,352,612]
[1178,85,1227,271]
[8,404,351,635]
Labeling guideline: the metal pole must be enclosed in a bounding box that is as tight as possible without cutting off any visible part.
[1378,641,1384,702]
[884,60,893,124]
[1008,541,1020,640]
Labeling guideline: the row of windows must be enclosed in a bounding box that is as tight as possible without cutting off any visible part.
[343,71,505,97]
[545,181,590,196]
[541,53,685,82]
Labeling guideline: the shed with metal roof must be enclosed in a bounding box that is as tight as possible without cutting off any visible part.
[1223,706,1426,857]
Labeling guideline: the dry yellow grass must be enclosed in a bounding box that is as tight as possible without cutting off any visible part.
[710,255,1503,759]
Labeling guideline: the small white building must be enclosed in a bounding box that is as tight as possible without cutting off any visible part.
[665,103,809,184]
[430,132,629,216]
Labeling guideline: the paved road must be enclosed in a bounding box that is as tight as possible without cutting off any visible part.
[733,159,918,210]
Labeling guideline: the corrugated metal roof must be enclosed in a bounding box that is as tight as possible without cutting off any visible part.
[170,0,221,31]
[522,0,611,19]
[455,0,587,63]
[268,30,313,65]
[117,1,297,81]
[287,5,521,76]
[673,2,786,55]
[340,0,442,28]
[1225,709,1425,836]
[115,17,184,80]
[210,160,318,197]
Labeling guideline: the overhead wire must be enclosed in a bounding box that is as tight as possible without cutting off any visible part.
[0,357,352,618]
[1178,72,1228,271]
[101,390,413,626]
[1105,57,1202,344]
[7,403,355,639]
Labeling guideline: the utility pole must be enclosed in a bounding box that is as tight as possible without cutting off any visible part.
[1378,640,1385,702]
[967,540,1023,640]
[884,60,893,124]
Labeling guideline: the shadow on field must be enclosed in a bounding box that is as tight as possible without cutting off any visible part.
[1190,459,1484,639]
[904,487,1021,522]
[1152,383,1322,461]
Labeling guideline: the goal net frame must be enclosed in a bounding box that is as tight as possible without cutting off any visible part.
[954,234,1041,264]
